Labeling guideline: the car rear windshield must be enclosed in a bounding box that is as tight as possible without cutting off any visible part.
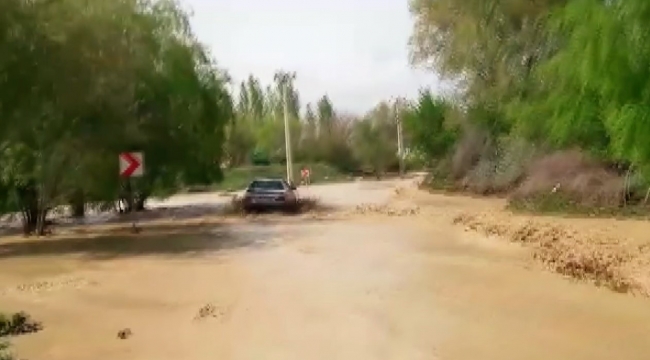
[248,180,285,191]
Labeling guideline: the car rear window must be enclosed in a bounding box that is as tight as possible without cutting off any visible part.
[248,180,285,191]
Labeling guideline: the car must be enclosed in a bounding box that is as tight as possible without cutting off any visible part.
[242,178,299,213]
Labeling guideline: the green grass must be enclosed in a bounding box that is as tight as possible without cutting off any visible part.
[186,163,350,192]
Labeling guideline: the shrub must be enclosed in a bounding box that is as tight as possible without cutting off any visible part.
[0,310,42,360]
[0,341,12,360]
[511,150,626,209]
[451,125,489,179]
[459,136,537,194]
[0,311,43,337]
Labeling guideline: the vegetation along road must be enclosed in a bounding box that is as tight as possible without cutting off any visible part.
[3,0,650,359]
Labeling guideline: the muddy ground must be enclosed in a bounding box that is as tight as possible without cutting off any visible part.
[1,178,650,360]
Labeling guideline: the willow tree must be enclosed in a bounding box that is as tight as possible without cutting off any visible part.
[0,0,232,233]
[409,0,565,135]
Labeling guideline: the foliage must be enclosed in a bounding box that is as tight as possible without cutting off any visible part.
[225,72,366,174]
[0,310,42,360]
[408,0,650,208]
[402,90,457,162]
[0,341,11,360]
[0,0,232,233]
[0,312,42,337]
[351,102,399,176]
[2,0,415,236]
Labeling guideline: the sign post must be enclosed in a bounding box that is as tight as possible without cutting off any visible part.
[119,152,144,231]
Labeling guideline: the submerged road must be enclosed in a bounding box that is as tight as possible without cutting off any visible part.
[2,178,650,360]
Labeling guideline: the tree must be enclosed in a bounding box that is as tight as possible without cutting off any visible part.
[0,0,232,234]
[402,90,457,161]
[273,71,300,121]
[352,102,398,177]
[409,0,565,136]
[316,95,335,136]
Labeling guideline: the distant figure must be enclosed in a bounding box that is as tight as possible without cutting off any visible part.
[301,166,311,185]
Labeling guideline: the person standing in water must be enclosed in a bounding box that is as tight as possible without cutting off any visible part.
[300,166,311,185]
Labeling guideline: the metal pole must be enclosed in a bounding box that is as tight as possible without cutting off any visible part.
[395,99,405,177]
[283,81,294,184]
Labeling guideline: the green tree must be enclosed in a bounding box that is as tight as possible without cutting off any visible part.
[0,0,232,233]
[316,95,335,136]
[409,0,564,136]
[403,90,457,161]
[352,102,398,177]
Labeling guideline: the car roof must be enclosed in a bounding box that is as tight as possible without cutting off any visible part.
[247,178,288,186]
[251,178,285,182]
[246,178,289,190]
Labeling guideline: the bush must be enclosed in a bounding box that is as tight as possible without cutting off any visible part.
[0,341,13,360]
[250,151,271,166]
[0,311,43,337]
[451,125,489,179]
[0,311,42,360]
[462,136,537,194]
[510,150,627,210]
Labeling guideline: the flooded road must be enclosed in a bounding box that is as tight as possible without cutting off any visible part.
[1,181,649,359]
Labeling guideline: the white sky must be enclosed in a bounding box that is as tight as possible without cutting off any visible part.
[182,0,442,114]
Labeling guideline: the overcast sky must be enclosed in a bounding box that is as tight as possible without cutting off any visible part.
[183,0,442,114]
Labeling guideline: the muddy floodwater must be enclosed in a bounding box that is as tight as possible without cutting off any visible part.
[1,182,650,360]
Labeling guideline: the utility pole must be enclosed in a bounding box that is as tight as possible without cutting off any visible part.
[282,77,294,184]
[394,98,405,177]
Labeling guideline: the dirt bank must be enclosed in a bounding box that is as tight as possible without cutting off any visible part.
[450,206,650,296]
[384,185,650,297]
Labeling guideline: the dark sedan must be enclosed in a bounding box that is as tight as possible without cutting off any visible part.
[242,178,299,213]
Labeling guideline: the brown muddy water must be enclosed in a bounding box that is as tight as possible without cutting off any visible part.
[0,213,649,360]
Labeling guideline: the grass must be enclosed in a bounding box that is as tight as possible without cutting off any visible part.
[420,167,650,219]
[186,163,350,193]
[508,194,650,219]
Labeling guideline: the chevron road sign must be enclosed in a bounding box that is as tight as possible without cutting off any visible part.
[119,152,144,177]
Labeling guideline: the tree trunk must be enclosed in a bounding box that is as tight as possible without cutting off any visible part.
[35,208,48,236]
[133,186,150,212]
[20,206,38,235]
[17,183,39,235]
[134,193,146,212]
[70,190,85,218]
[623,168,631,207]
[120,180,134,213]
